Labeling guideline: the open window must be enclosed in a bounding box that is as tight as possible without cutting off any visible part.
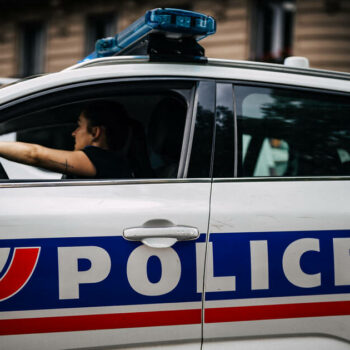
[0,80,196,181]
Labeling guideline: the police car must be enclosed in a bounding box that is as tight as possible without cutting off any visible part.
[0,8,350,350]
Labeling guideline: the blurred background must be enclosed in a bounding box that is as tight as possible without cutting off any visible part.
[0,0,349,78]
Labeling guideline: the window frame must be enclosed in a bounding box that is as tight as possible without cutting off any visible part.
[213,79,350,181]
[212,82,235,178]
[0,77,214,186]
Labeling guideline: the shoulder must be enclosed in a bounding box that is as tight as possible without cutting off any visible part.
[82,146,131,178]
[82,146,115,160]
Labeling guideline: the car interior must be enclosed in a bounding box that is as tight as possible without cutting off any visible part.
[237,86,350,178]
[0,87,190,181]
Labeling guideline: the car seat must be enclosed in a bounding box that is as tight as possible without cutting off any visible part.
[125,118,154,178]
[148,95,187,178]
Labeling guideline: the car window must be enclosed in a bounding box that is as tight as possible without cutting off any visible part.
[0,80,196,181]
[235,85,350,177]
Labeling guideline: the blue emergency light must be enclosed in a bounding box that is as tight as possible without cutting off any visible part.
[82,8,216,62]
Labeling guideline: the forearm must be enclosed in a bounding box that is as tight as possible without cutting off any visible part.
[0,141,95,176]
[0,141,73,173]
[0,141,42,166]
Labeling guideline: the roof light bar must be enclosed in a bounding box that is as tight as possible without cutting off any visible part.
[81,8,216,62]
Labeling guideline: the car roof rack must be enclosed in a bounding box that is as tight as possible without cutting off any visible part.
[81,8,216,64]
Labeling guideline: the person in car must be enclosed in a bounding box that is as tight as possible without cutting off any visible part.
[0,100,132,179]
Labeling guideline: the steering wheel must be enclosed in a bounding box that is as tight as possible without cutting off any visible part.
[0,161,9,179]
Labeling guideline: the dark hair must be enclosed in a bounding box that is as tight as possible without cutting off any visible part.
[81,100,130,151]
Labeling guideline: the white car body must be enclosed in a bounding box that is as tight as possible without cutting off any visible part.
[0,56,349,350]
[0,78,17,87]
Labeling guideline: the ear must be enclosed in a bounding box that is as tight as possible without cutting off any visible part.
[91,126,102,141]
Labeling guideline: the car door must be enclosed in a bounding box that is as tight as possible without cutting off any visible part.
[0,79,215,349]
[203,81,350,349]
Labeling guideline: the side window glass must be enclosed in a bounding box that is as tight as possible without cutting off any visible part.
[0,81,194,181]
[235,85,350,177]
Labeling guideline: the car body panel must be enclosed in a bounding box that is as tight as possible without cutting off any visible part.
[203,179,350,348]
[0,181,210,349]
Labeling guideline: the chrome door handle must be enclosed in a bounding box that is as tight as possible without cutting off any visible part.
[123,224,199,248]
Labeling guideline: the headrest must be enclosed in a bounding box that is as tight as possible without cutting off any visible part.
[148,95,187,159]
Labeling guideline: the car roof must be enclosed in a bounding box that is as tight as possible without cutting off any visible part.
[0,56,349,106]
[67,56,350,82]
[0,77,18,86]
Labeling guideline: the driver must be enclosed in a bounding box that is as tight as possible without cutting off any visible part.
[0,100,132,179]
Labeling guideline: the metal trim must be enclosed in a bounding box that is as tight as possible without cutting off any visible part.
[209,82,217,179]
[207,58,350,81]
[63,56,150,70]
[215,79,350,97]
[232,84,238,178]
[0,178,211,189]
[177,83,197,178]
[213,176,350,183]
[183,82,200,178]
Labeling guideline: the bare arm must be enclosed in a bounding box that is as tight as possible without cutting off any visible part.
[0,142,96,177]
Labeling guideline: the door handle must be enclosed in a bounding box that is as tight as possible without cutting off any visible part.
[123,222,199,248]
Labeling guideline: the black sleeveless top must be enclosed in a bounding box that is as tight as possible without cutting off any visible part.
[65,146,132,179]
